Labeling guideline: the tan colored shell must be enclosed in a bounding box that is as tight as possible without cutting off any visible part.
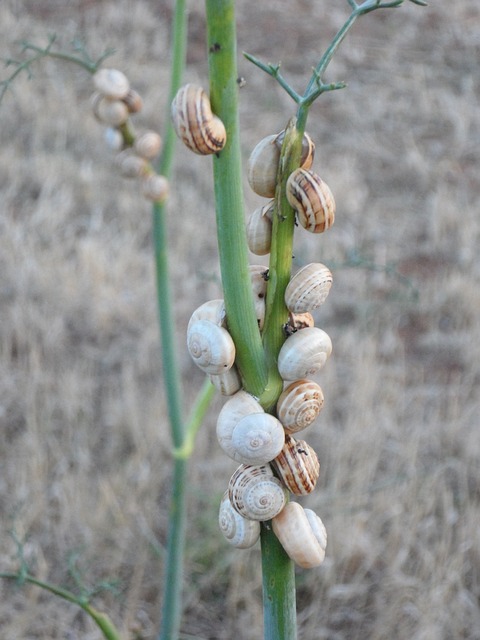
[277,327,332,380]
[289,312,315,331]
[272,502,327,568]
[122,88,143,113]
[134,131,163,160]
[230,413,285,465]
[188,299,226,331]
[171,84,226,155]
[276,379,324,433]
[246,201,274,256]
[93,68,130,99]
[140,174,169,202]
[285,263,333,314]
[271,434,320,495]
[217,390,264,457]
[187,319,235,375]
[249,265,269,330]
[286,168,335,233]
[92,93,130,127]
[114,150,149,178]
[275,130,315,170]
[218,491,260,549]
[228,464,288,521]
[208,365,242,396]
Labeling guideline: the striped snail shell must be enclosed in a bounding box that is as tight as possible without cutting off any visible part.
[285,263,333,314]
[171,84,226,155]
[228,464,288,521]
[187,319,235,375]
[219,491,260,549]
[246,200,274,256]
[114,150,149,178]
[122,88,143,114]
[272,502,327,568]
[134,131,163,160]
[277,327,332,380]
[286,168,335,233]
[93,68,130,100]
[208,365,242,396]
[276,379,324,434]
[271,434,320,495]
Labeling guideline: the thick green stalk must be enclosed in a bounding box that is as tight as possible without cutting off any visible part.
[205,0,267,397]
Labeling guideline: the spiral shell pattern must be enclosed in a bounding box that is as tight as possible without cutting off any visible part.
[228,464,288,521]
[277,327,332,380]
[218,491,260,549]
[271,434,320,495]
[285,263,333,314]
[187,319,235,375]
[230,413,285,465]
[277,379,324,433]
[286,168,335,233]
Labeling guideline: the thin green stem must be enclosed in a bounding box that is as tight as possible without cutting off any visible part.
[205,0,267,397]
[172,378,216,460]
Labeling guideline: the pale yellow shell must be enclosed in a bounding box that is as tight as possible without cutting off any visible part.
[228,464,288,521]
[218,491,260,549]
[277,327,332,380]
[171,84,226,155]
[285,263,333,314]
[134,131,163,160]
[275,130,315,170]
[272,502,327,568]
[122,88,143,113]
[286,168,335,233]
[92,94,129,127]
[93,68,130,100]
[230,413,285,465]
[140,174,169,202]
[271,434,320,495]
[188,299,226,331]
[217,391,264,458]
[247,134,280,198]
[208,365,242,396]
[276,379,324,433]
[289,312,315,331]
[187,319,235,375]
[114,150,149,178]
[246,201,274,256]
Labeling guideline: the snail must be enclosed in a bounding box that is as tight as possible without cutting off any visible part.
[122,88,143,114]
[114,150,149,179]
[271,434,320,495]
[272,502,327,568]
[276,379,324,434]
[91,92,130,127]
[187,319,236,375]
[93,68,130,100]
[218,491,260,549]
[246,201,274,256]
[247,131,315,198]
[171,83,226,155]
[228,464,288,521]
[289,312,315,331]
[140,174,169,202]
[208,365,242,396]
[217,391,285,464]
[249,265,269,329]
[103,127,124,152]
[134,131,163,160]
[188,299,226,331]
[286,168,335,233]
[285,263,333,314]
[277,327,332,380]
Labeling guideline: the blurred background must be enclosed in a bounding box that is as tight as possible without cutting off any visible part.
[0,1,479,638]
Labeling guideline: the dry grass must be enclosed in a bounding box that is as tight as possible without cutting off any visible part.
[1,0,479,638]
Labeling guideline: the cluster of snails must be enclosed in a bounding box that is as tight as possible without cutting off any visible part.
[90,68,169,202]
[171,83,335,569]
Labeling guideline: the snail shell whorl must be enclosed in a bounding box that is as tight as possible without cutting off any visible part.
[278,327,332,381]
[272,502,327,568]
[230,413,285,465]
[246,201,274,256]
[218,491,260,549]
[285,263,333,314]
[217,391,264,458]
[275,130,315,170]
[93,68,130,100]
[171,84,226,155]
[188,299,226,331]
[286,168,335,233]
[187,319,235,375]
[277,379,324,433]
[228,464,288,521]
[140,174,169,202]
[208,365,242,396]
[134,131,163,160]
[271,434,320,495]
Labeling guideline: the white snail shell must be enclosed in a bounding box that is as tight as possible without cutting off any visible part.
[272,502,327,568]
[218,491,260,549]
[171,84,226,155]
[230,413,285,465]
[285,263,333,314]
[92,93,130,127]
[249,265,268,330]
[217,391,264,458]
[114,150,149,178]
[271,434,320,495]
[187,319,235,375]
[140,174,169,202]
[208,365,242,396]
[276,379,324,434]
[286,168,335,233]
[246,201,274,256]
[134,131,163,160]
[228,464,288,521]
[93,68,130,100]
[103,127,124,152]
[277,327,332,380]
[188,299,226,331]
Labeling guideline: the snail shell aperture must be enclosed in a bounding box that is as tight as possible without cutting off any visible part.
[272,502,327,568]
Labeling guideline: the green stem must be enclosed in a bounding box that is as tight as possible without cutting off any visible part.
[205,0,268,398]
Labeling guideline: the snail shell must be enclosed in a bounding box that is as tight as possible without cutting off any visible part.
[271,434,320,495]
[103,127,124,152]
[286,168,335,233]
[276,379,324,434]
[134,131,163,160]
[140,174,169,202]
[217,391,264,458]
[187,319,235,375]
[277,327,332,380]
[246,201,274,256]
[289,312,315,331]
[114,150,149,178]
[218,491,260,549]
[93,68,130,100]
[285,263,333,314]
[230,413,285,465]
[249,265,269,330]
[228,464,288,521]
[92,93,130,127]
[275,130,315,170]
[208,365,242,396]
[272,502,327,568]
[188,299,226,331]
[122,88,143,113]
[171,84,226,155]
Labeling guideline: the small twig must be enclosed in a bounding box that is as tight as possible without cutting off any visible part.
[242,52,302,104]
